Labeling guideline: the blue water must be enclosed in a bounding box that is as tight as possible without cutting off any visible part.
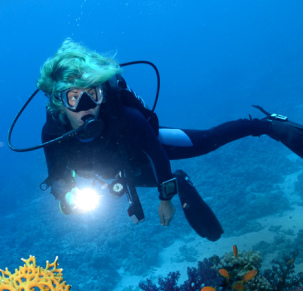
[1,1,303,290]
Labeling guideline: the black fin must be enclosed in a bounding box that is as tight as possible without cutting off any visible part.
[175,170,223,241]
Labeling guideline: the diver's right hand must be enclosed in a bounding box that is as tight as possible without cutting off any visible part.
[158,200,176,226]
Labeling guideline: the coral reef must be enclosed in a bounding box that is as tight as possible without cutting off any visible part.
[253,229,303,266]
[263,250,303,291]
[211,247,262,279]
[139,272,181,291]
[138,258,224,290]
[139,246,303,291]
[244,275,272,291]
[210,246,271,291]
[0,256,71,291]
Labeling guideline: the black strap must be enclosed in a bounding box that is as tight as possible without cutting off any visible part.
[252,105,271,116]
[107,75,159,135]
[253,104,303,130]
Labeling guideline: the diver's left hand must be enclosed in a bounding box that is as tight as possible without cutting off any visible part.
[158,200,176,226]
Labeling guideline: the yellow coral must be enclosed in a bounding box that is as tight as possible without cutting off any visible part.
[0,255,71,291]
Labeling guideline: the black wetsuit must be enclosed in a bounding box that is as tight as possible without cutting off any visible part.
[40,75,303,241]
[42,83,271,201]
[41,78,275,241]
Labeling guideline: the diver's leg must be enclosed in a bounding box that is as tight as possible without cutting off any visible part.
[174,169,223,241]
[159,118,271,160]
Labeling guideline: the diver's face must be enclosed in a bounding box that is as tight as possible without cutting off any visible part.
[63,88,101,129]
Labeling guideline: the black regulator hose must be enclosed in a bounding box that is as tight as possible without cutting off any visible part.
[120,60,160,113]
[7,88,46,152]
[7,60,160,152]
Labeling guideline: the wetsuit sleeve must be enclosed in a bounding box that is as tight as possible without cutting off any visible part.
[42,123,68,181]
[41,121,73,200]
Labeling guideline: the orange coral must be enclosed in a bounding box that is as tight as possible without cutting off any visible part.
[0,255,71,291]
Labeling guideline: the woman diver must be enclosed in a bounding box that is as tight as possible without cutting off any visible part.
[11,38,303,242]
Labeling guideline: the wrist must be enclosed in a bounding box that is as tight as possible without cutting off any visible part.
[158,177,178,200]
[159,200,173,204]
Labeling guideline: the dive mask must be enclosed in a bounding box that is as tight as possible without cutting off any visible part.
[60,86,103,112]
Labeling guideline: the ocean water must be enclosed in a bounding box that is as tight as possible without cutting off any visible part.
[1,1,303,290]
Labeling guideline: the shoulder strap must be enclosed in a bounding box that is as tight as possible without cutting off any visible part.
[105,75,159,135]
[108,74,146,107]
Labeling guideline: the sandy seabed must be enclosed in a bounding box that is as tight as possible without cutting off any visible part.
[114,164,303,290]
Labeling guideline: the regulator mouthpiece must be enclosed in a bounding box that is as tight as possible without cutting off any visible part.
[81,115,104,138]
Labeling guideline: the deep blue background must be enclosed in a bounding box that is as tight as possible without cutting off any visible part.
[1,1,303,287]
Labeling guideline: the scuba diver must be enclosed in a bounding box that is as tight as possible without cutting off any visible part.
[8,38,303,242]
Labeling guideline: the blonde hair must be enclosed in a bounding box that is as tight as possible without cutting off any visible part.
[37,38,122,120]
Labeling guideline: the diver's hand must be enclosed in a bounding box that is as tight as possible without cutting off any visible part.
[158,200,176,226]
[51,179,71,198]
